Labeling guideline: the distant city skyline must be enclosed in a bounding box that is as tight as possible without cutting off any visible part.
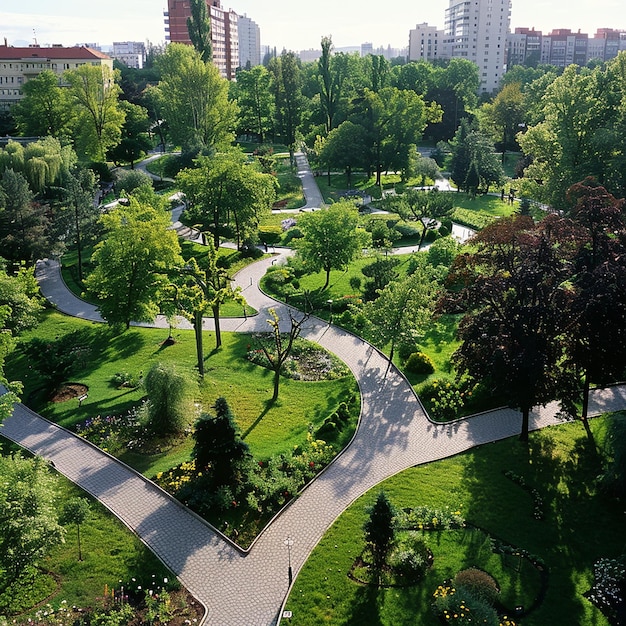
[2,0,623,52]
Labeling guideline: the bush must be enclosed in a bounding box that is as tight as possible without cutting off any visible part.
[405,352,435,375]
[141,362,193,436]
[432,584,500,626]
[115,169,153,194]
[398,342,419,363]
[600,413,626,497]
[453,568,499,605]
[388,532,431,582]
[258,226,282,246]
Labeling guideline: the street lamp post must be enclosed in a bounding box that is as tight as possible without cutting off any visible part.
[327,299,333,325]
[284,536,294,586]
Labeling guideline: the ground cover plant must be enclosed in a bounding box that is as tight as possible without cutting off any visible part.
[283,415,624,625]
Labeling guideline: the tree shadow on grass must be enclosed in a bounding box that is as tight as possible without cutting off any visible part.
[345,584,384,626]
[241,398,276,439]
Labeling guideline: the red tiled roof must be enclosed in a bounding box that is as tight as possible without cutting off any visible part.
[0,45,111,60]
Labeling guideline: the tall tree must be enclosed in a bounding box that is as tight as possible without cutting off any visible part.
[107,101,152,168]
[64,64,126,162]
[177,149,276,249]
[360,264,437,368]
[0,455,65,584]
[449,215,574,442]
[187,0,212,63]
[317,120,367,187]
[153,43,237,154]
[561,180,626,436]
[517,60,624,209]
[396,189,454,251]
[84,196,183,329]
[296,200,369,289]
[0,260,43,421]
[0,168,50,264]
[232,65,274,142]
[12,70,73,138]
[318,36,349,133]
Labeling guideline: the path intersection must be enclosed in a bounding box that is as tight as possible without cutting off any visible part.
[2,154,626,625]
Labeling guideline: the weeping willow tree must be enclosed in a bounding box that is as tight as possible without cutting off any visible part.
[0,137,70,192]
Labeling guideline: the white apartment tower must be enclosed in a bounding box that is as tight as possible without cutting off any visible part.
[238,14,261,68]
[445,0,511,93]
[409,23,449,62]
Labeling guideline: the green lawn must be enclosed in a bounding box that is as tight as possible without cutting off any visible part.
[0,443,176,616]
[284,416,621,625]
[8,312,358,469]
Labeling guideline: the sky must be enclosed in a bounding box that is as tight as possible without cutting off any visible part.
[1,0,624,52]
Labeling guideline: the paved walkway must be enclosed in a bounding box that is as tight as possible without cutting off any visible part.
[3,159,626,625]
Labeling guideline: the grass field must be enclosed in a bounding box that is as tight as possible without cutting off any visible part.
[284,415,622,626]
[8,312,358,468]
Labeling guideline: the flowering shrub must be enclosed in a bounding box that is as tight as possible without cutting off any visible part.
[405,352,435,375]
[75,408,147,454]
[429,379,465,421]
[154,461,196,495]
[396,504,465,530]
[246,338,349,381]
[587,557,626,622]
[388,532,432,583]
[432,584,501,625]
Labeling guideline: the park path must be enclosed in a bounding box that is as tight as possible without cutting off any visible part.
[3,157,626,625]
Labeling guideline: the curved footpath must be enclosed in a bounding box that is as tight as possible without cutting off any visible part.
[3,159,626,625]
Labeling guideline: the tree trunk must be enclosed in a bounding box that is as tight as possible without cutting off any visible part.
[212,303,222,348]
[519,405,530,442]
[323,268,330,290]
[581,372,596,447]
[272,369,280,401]
[77,524,83,561]
[194,310,204,377]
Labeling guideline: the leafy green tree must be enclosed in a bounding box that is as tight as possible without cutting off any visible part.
[350,87,440,187]
[65,64,126,162]
[178,149,276,249]
[12,70,73,138]
[396,189,454,250]
[153,43,237,153]
[0,455,65,584]
[176,240,245,368]
[317,36,350,133]
[60,166,99,281]
[193,397,250,489]
[477,82,526,152]
[268,52,303,165]
[317,120,367,187]
[107,101,152,168]
[450,121,504,195]
[85,197,183,329]
[0,260,43,419]
[361,255,400,301]
[560,180,626,436]
[187,0,212,63]
[364,491,396,581]
[361,267,437,368]
[141,362,193,435]
[517,60,624,209]
[0,168,50,264]
[232,65,274,142]
[297,200,369,289]
[59,497,90,561]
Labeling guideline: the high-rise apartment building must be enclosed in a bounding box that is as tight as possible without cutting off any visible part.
[112,41,146,69]
[445,0,511,93]
[408,23,449,62]
[164,0,241,79]
[238,14,260,68]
